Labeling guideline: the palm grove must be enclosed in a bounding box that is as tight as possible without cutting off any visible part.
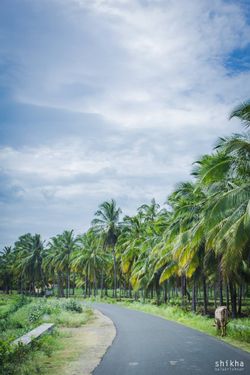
[1,102,249,319]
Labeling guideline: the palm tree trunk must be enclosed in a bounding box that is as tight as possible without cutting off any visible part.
[57,272,65,297]
[229,281,237,319]
[226,283,230,310]
[167,280,171,302]
[181,274,186,308]
[40,268,46,295]
[113,248,117,299]
[218,256,223,305]
[202,273,208,315]
[129,284,132,298]
[155,280,161,305]
[20,276,23,295]
[67,269,70,298]
[72,273,75,295]
[150,287,153,299]
[192,274,197,313]
[219,275,223,306]
[214,282,217,308]
[94,270,97,297]
[163,282,167,304]
[238,284,243,316]
[100,268,104,298]
[88,280,91,297]
[84,274,87,298]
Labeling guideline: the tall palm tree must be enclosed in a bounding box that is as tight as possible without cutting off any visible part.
[92,199,122,298]
[156,182,208,311]
[138,198,160,223]
[48,230,78,298]
[192,107,250,317]
[14,234,45,294]
[71,230,108,297]
[0,246,13,293]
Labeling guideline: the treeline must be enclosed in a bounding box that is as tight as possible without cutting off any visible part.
[0,102,250,319]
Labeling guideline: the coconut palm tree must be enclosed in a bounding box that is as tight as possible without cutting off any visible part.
[138,198,160,222]
[192,108,250,317]
[48,230,78,298]
[155,182,208,311]
[71,230,109,297]
[0,246,13,293]
[13,234,45,294]
[92,199,122,298]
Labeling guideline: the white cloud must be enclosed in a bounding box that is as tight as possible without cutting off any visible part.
[14,0,250,131]
[1,0,250,246]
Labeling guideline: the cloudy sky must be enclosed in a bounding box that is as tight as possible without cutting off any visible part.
[0,0,250,248]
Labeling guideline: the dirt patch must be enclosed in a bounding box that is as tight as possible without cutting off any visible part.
[61,309,116,375]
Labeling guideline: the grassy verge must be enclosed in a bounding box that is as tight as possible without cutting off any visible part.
[117,301,250,353]
[0,295,93,375]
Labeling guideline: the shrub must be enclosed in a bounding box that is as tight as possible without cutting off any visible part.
[0,318,8,331]
[28,307,43,323]
[63,299,83,313]
[0,339,31,375]
[0,333,57,375]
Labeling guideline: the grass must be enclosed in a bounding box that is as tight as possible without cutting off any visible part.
[117,301,250,353]
[0,295,94,375]
[51,309,93,327]
[15,330,82,375]
[33,327,91,375]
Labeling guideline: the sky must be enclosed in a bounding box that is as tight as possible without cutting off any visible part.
[0,0,250,248]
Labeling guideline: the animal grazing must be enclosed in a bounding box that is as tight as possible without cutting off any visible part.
[214,306,229,336]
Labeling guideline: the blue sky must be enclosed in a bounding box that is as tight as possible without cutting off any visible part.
[0,0,250,248]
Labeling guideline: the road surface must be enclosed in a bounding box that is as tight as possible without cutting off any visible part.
[93,303,250,375]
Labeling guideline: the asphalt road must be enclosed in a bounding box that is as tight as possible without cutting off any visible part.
[93,303,250,375]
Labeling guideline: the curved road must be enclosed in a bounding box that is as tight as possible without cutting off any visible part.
[93,303,250,375]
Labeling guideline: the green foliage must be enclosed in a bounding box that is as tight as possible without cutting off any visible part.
[228,320,250,343]
[62,299,83,313]
[28,306,44,323]
[0,339,36,375]
[0,331,61,375]
[0,295,31,320]
[0,296,93,374]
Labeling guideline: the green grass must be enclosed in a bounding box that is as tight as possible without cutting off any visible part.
[0,296,93,340]
[51,308,93,327]
[0,295,94,375]
[117,301,250,353]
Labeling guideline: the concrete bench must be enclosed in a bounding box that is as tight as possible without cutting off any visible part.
[12,323,54,346]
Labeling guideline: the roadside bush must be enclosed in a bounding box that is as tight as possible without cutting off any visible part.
[228,321,250,343]
[0,339,30,375]
[0,332,58,375]
[63,299,83,313]
[44,300,61,315]
[168,297,182,307]
[28,302,48,323]
[0,318,8,331]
